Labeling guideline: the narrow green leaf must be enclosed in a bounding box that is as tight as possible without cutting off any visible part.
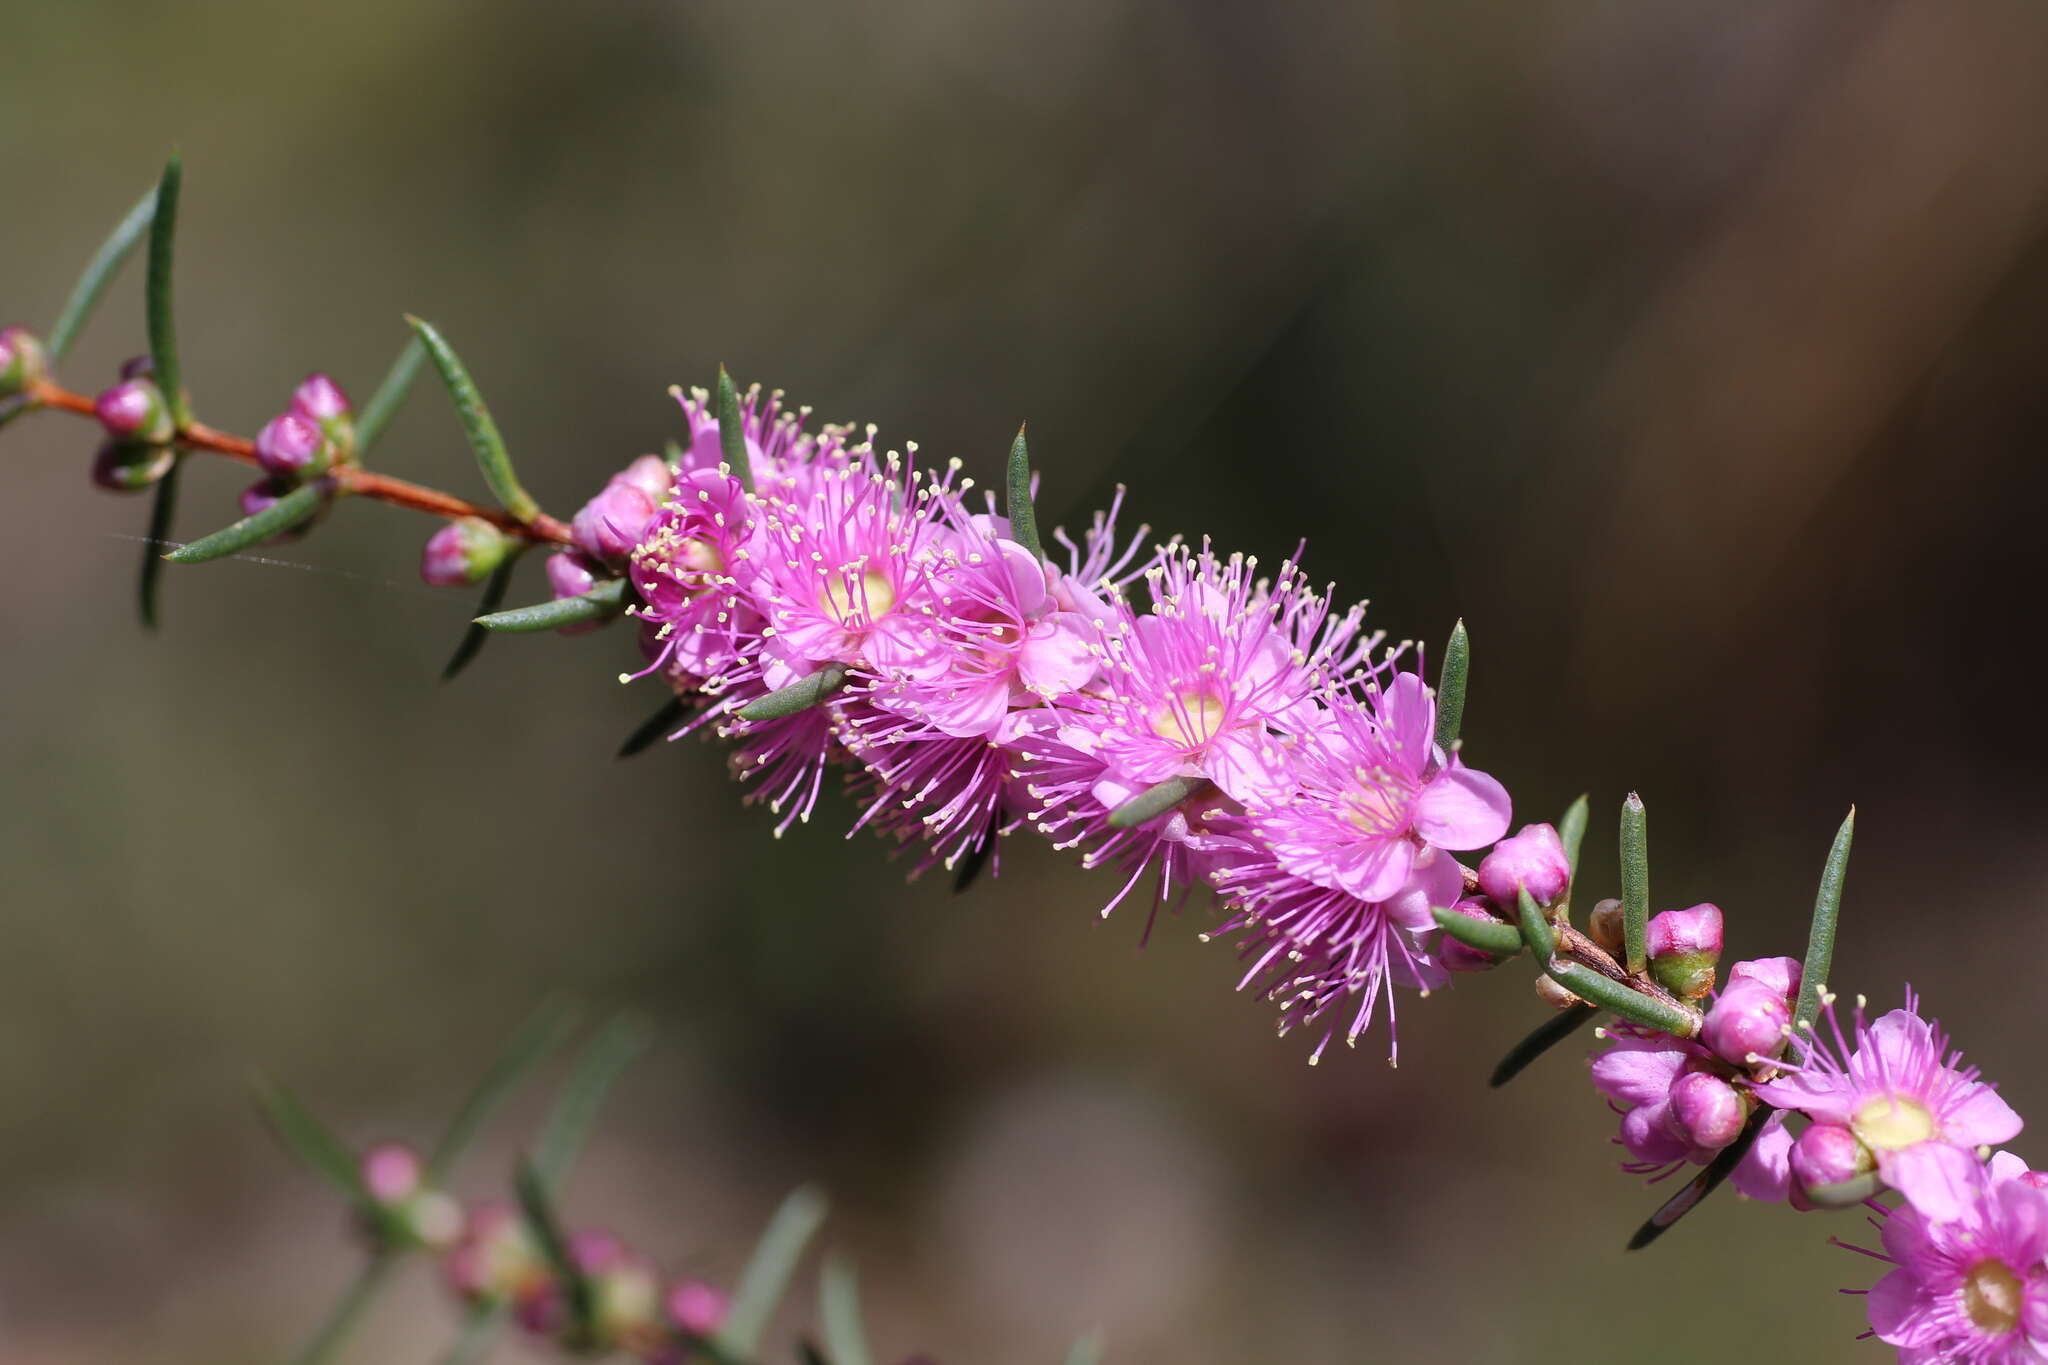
[1792,808,1856,1038]
[163,480,329,564]
[353,334,428,456]
[1545,959,1700,1038]
[425,999,581,1183]
[819,1257,877,1365]
[138,455,182,629]
[284,1250,399,1365]
[1064,1330,1106,1365]
[407,316,538,523]
[1806,1171,1884,1209]
[48,186,157,363]
[441,555,521,681]
[1514,886,1556,960]
[1106,775,1211,830]
[1005,424,1044,562]
[514,1161,597,1340]
[1430,905,1522,956]
[256,1082,369,1204]
[1432,620,1469,750]
[145,154,189,427]
[474,578,628,633]
[737,664,850,722]
[1620,792,1649,976]
[1558,794,1590,878]
[1488,1005,1599,1088]
[617,696,689,759]
[716,1185,830,1356]
[716,365,752,491]
[533,1013,650,1189]
[1628,1105,1772,1249]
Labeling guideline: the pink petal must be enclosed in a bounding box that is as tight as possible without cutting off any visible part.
[920,678,1015,739]
[1864,1268,1924,1344]
[1589,1038,1691,1108]
[1336,836,1417,904]
[996,539,1054,617]
[1381,850,1463,932]
[1729,1111,1793,1202]
[1882,1142,1984,1224]
[1017,616,1097,696]
[1942,1081,2024,1149]
[1411,766,1512,850]
[1373,673,1435,769]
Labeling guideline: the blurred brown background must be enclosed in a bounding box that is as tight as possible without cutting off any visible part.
[7,1,2048,1361]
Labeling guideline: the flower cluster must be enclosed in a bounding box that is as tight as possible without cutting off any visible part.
[527,383,1519,1062]
[353,1140,732,1361]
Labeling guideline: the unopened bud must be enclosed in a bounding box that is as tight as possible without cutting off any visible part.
[1789,1122,1875,1194]
[1587,898,1625,957]
[290,372,351,424]
[572,479,660,563]
[1647,903,1723,1000]
[254,411,333,478]
[1437,898,1510,973]
[546,551,609,635]
[1703,980,1791,1068]
[361,1142,422,1205]
[0,326,47,396]
[1669,1071,1745,1150]
[1533,975,1583,1010]
[94,377,175,443]
[446,1203,546,1304]
[1727,956,1801,1001]
[421,517,513,587]
[618,453,675,504]
[1478,823,1570,909]
[667,1280,730,1338]
[91,439,176,493]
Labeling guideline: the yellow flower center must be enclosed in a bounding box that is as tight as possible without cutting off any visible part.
[820,569,896,625]
[1963,1258,2024,1336]
[679,536,724,577]
[1851,1094,1936,1151]
[1151,690,1226,748]
[1343,784,1403,835]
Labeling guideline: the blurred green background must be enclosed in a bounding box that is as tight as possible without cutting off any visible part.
[7,1,2048,1360]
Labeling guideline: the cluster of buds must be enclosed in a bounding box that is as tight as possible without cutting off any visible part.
[89,357,179,491]
[241,374,354,538]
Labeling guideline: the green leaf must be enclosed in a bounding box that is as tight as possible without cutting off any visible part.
[1004,424,1043,562]
[48,185,158,363]
[617,696,689,759]
[138,455,183,629]
[1628,1105,1772,1249]
[284,1250,399,1365]
[407,316,539,523]
[716,365,752,491]
[1064,1330,1106,1365]
[146,154,189,427]
[1432,619,1469,751]
[425,999,581,1183]
[441,554,521,681]
[532,1012,650,1189]
[736,664,849,722]
[716,1185,830,1356]
[1488,1005,1598,1088]
[1620,792,1649,976]
[1545,958,1700,1038]
[256,1082,369,1204]
[1558,793,1590,878]
[1792,808,1855,1038]
[514,1160,597,1341]
[353,334,428,456]
[1430,905,1522,957]
[474,578,628,633]
[163,480,329,564]
[1514,886,1556,960]
[1106,775,1211,830]
[819,1256,877,1365]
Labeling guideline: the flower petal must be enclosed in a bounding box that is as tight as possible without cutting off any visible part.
[1882,1141,1984,1224]
[1411,766,1512,850]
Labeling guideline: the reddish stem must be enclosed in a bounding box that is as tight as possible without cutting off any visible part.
[24,379,573,544]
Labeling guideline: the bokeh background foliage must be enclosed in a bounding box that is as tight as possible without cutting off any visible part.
[7,1,2048,1360]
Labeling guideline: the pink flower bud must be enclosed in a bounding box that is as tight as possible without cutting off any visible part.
[1669,1071,1744,1150]
[1789,1122,1873,1193]
[0,326,46,396]
[1437,898,1509,973]
[94,377,174,443]
[572,479,660,563]
[254,411,331,478]
[290,372,351,424]
[91,438,176,493]
[421,517,513,587]
[548,551,608,635]
[667,1280,730,1338]
[1647,903,1723,1000]
[1478,823,1571,909]
[446,1203,544,1303]
[360,1142,422,1205]
[1702,980,1791,1068]
[618,453,675,503]
[1726,956,1800,1001]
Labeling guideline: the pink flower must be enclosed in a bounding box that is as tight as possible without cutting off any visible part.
[1755,993,2023,1222]
[1852,1153,2048,1363]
